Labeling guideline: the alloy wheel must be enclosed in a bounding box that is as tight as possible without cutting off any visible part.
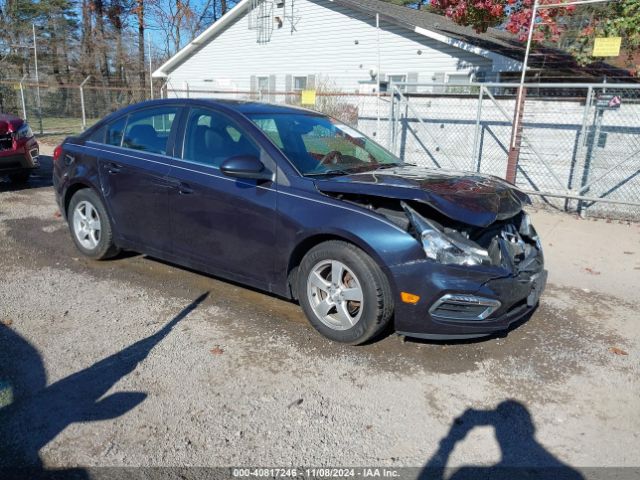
[72,200,102,250]
[306,259,364,330]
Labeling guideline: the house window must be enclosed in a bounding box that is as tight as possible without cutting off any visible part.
[445,73,473,93]
[447,73,470,85]
[388,74,407,91]
[293,76,307,91]
[257,76,269,94]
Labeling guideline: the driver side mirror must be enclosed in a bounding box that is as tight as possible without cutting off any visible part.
[220,155,273,181]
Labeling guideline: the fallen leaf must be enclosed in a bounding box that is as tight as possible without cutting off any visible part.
[210,346,224,355]
[609,347,628,356]
[1,319,13,326]
[53,211,62,218]
[585,267,601,275]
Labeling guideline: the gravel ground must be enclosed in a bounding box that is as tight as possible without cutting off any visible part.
[1,151,639,476]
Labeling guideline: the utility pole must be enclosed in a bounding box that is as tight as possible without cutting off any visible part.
[148,33,154,100]
[507,0,615,182]
[33,23,43,135]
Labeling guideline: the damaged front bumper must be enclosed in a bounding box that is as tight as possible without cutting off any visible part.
[389,250,547,341]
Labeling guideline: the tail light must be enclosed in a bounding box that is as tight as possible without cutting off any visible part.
[53,145,63,163]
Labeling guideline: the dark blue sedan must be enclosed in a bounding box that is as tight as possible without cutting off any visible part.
[53,99,546,344]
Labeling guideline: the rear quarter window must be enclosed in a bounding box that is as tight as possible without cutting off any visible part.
[86,124,107,143]
[106,116,127,146]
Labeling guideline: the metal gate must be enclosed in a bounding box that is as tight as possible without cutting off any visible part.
[388,82,640,218]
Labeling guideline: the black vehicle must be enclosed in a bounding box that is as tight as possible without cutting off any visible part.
[53,99,546,344]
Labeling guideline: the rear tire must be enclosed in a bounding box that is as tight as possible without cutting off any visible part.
[9,171,30,184]
[67,188,120,260]
[297,240,393,345]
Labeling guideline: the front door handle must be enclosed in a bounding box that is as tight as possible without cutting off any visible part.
[178,182,194,195]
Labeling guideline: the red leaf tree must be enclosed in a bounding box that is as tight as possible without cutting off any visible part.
[430,0,576,43]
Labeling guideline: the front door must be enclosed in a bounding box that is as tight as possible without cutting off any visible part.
[167,107,277,287]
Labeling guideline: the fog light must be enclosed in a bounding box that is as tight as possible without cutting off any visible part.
[401,292,420,304]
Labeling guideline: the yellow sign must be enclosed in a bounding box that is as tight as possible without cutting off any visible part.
[301,89,316,105]
[592,37,622,57]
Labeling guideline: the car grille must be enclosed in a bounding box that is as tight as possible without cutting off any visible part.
[0,133,12,152]
[429,294,501,321]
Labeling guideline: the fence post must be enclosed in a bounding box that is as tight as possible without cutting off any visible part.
[567,86,593,212]
[19,74,28,120]
[388,88,396,153]
[80,76,91,131]
[506,86,526,183]
[472,86,484,171]
[579,89,604,217]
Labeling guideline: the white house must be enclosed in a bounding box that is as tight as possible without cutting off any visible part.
[151,0,524,95]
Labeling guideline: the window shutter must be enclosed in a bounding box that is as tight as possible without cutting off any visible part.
[407,72,418,92]
[250,75,257,99]
[433,72,445,93]
[307,74,316,89]
[268,74,276,101]
[285,74,293,103]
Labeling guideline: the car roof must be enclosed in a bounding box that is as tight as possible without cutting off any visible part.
[119,98,322,116]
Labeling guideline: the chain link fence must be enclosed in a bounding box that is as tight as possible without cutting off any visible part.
[0,79,163,138]
[1,77,638,219]
[389,82,640,219]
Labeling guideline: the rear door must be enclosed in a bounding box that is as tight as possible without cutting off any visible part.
[167,106,278,286]
[94,105,180,254]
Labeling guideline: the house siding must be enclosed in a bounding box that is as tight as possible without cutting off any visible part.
[165,0,495,94]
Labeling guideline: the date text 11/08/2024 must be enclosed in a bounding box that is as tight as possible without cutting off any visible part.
[232,468,401,477]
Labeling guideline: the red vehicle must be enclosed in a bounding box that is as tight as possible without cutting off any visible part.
[0,113,39,183]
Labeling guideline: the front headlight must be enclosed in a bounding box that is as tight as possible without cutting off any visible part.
[14,123,34,140]
[402,202,491,266]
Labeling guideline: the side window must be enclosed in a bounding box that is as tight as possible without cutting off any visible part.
[122,107,177,154]
[182,108,260,168]
[102,116,127,146]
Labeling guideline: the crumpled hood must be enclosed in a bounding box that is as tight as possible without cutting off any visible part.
[314,165,530,227]
[0,113,24,135]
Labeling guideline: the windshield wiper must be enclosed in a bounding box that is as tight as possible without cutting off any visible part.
[304,167,357,177]
[305,162,402,177]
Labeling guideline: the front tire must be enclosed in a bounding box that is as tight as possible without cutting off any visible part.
[297,240,393,345]
[67,188,119,260]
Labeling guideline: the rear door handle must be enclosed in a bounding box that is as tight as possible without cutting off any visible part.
[107,162,122,174]
[178,182,194,195]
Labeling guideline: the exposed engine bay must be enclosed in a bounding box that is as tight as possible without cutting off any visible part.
[326,192,543,275]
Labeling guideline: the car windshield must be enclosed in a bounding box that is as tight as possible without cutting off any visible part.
[247,113,401,176]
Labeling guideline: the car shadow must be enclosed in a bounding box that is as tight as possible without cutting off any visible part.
[0,292,208,476]
[0,155,53,192]
[420,400,584,480]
